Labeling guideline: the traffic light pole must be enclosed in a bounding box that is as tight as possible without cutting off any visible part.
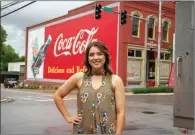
[94,4,149,87]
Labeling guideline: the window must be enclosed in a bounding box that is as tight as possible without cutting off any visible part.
[160,52,170,60]
[128,49,142,57]
[148,18,155,39]
[163,21,169,42]
[20,65,25,73]
[128,49,135,57]
[136,50,142,57]
[165,53,170,60]
[132,15,140,37]
[160,53,164,60]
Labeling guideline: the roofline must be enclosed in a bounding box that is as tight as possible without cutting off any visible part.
[26,1,97,30]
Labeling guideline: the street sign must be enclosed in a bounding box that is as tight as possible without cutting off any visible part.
[103,7,114,13]
[146,43,157,48]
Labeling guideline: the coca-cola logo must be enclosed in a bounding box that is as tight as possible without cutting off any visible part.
[54,27,98,57]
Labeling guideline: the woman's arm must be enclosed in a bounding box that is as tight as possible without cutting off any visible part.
[112,75,126,134]
[53,72,83,124]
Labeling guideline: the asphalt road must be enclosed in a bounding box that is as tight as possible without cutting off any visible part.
[1,89,174,134]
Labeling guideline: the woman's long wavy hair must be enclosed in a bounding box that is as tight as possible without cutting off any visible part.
[83,41,113,76]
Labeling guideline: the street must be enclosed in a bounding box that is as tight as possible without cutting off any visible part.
[1,89,173,134]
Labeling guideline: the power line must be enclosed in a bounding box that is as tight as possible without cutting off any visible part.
[1,1,16,8]
[1,1,36,18]
[1,1,24,11]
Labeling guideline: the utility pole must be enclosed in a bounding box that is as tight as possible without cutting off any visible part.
[157,0,162,86]
[143,21,148,88]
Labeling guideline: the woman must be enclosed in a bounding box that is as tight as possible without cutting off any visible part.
[54,41,126,134]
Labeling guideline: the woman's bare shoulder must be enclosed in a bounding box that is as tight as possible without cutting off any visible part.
[111,74,123,82]
[72,72,85,80]
[74,72,86,87]
[111,74,124,88]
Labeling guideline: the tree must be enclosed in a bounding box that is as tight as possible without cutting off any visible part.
[0,25,8,71]
[167,44,173,60]
[18,55,25,62]
[1,25,7,44]
[1,44,21,71]
[0,25,24,71]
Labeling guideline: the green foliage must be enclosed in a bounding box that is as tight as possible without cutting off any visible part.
[18,55,25,62]
[1,44,20,70]
[167,44,173,59]
[1,25,7,43]
[127,86,174,94]
[0,25,25,71]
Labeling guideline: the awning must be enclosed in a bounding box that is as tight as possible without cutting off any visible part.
[0,71,20,76]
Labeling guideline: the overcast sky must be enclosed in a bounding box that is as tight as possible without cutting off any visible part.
[1,1,93,56]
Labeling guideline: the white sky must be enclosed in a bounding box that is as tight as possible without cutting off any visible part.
[1,1,93,56]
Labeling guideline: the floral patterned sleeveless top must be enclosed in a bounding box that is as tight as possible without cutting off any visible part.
[72,73,117,134]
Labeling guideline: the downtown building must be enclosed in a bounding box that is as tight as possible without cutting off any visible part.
[25,1,175,87]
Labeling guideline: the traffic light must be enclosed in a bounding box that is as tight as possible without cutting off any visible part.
[120,10,127,25]
[95,4,102,19]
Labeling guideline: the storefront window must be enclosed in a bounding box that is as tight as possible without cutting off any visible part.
[128,49,142,57]
[128,49,135,57]
[127,59,142,80]
[160,53,164,60]
[165,53,170,60]
[135,50,142,57]
[160,62,171,78]
[160,52,170,60]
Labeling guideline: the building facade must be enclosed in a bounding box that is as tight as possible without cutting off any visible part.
[8,62,25,73]
[119,1,175,87]
[25,1,175,87]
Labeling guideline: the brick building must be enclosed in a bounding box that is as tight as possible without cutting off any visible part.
[25,1,175,87]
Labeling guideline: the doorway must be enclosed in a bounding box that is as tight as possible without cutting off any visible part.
[146,50,156,80]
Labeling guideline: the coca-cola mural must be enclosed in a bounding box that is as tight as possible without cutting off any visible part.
[27,6,118,80]
[27,27,46,79]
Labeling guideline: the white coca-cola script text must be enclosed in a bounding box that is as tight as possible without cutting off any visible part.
[54,27,98,57]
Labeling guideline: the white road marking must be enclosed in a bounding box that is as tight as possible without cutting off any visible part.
[35,98,76,102]
[4,97,76,102]
[1,90,77,102]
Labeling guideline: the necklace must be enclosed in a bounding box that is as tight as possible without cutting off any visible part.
[91,70,105,76]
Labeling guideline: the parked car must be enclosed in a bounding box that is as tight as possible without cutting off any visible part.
[4,78,17,88]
